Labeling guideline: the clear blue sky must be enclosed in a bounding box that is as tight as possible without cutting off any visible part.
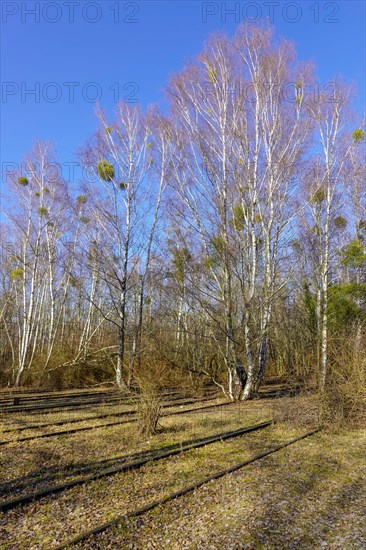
[1,0,365,188]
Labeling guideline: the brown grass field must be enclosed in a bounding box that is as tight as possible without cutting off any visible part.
[0,387,365,549]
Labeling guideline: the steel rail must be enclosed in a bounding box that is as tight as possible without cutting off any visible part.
[0,421,272,513]
[54,427,321,549]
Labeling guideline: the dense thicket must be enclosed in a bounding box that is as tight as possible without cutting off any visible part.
[1,23,365,399]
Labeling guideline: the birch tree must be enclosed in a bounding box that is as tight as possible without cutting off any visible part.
[80,105,167,388]
[231,23,313,397]
[305,84,353,389]
[167,33,245,399]
[3,143,69,385]
[167,22,313,398]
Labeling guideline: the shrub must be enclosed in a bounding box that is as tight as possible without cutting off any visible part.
[136,384,163,436]
[321,337,366,428]
[131,364,170,436]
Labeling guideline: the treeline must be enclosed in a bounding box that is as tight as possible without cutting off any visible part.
[1,22,365,398]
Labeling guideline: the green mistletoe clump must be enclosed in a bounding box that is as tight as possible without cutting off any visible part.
[97,160,115,182]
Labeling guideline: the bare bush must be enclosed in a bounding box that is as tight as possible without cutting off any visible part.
[321,340,366,428]
[131,364,171,436]
[136,386,163,436]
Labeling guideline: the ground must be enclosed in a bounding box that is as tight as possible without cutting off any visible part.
[0,391,365,549]
[90,429,365,550]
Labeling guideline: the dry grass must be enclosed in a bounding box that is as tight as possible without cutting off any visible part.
[272,393,322,429]
[0,422,295,549]
[0,399,266,493]
[0,390,364,549]
[86,428,366,550]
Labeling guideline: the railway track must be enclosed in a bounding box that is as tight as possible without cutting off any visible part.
[0,420,272,512]
[0,390,117,407]
[0,383,298,413]
[0,388,199,413]
[53,427,321,549]
[0,388,186,407]
[0,389,113,401]
[0,389,218,415]
[0,395,131,414]
[0,396,227,446]
[0,384,301,446]
[0,392,220,429]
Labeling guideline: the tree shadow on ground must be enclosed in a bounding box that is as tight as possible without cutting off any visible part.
[223,433,366,549]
